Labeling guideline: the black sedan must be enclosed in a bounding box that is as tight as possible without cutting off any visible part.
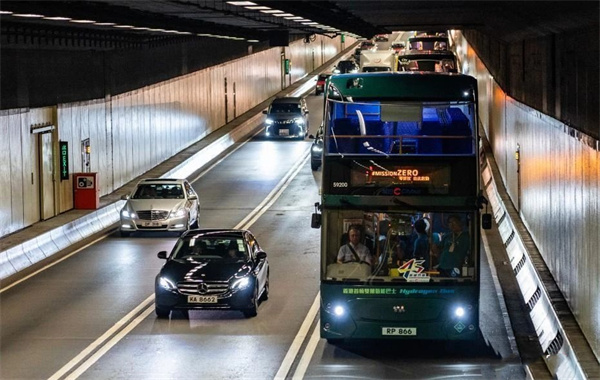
[155,229,269,318]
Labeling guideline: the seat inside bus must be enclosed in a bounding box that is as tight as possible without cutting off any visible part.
[328,105,473,155]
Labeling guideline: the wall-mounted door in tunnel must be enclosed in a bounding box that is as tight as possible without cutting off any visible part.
[38,131,55,220]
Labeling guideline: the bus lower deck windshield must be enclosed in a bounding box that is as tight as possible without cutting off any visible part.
[322,210,477,283]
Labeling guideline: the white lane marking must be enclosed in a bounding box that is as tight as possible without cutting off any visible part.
[291,319,321,380]
[236,153,310,230]
[64,305,155,380]
[51,145,312,379]
[48,295,155,380]
[0,234,111,294]
[274,293,320,380]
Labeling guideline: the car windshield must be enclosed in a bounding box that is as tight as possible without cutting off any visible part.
[132,184,184,199]
[172,236,248,261]
[269,103,301,113]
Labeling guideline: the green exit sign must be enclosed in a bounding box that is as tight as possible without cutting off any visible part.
[60,141,69,181]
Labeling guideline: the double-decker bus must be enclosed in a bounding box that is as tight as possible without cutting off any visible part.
[311,72,491,343]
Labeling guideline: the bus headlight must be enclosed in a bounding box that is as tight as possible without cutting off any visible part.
[333,305,345,316]
[454,306,465,317]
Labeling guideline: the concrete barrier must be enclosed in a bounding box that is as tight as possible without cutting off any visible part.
[481,145,585,380]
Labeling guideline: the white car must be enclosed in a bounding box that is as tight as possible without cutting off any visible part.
[119,178,200,237]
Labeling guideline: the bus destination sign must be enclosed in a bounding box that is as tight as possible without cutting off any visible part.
[349,163,451,195]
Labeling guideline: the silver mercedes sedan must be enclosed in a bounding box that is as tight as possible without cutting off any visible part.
[119,178,200,237]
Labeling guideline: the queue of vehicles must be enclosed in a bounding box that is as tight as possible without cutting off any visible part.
[119,29,463,327]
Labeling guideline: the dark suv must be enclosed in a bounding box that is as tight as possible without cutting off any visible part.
[263,97,309,139]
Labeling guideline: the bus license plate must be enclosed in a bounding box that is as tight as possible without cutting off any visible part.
[188,295,217,303]
[382,327,417,336]
[278,129,289,136]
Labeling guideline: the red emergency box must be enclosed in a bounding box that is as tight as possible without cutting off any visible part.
[73,172,100,209]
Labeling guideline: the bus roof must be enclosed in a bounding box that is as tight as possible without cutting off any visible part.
[327,72,476,101]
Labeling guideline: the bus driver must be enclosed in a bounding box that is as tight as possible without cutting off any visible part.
[337,225,374,265]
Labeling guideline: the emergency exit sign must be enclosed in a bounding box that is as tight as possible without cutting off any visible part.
[60,141,69,181]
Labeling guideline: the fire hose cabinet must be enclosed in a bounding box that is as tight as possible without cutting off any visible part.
[73,172,100,209]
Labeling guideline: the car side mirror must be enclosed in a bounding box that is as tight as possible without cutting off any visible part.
[482,214,492,230]
[121,194,130,200]
[308,134,315,139]
[262,110,268,114]
[158,251,168,259]
[188,194,198,200]
[256,251,267,260]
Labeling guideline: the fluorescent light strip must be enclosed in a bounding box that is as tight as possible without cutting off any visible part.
[70,19,96,24]
[12,13,44,18]
[273,13,294,17]
[245,6,271,10]
[43,16,72,21]
[226,1,256,5]
[260,10,283,14]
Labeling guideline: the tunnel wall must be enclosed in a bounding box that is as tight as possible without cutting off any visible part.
[464,26,599,141]
[0,34,354,238]
[455,31,600,362]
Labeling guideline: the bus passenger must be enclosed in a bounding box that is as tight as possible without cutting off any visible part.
[436,215,469,276]
[337,226,373,265]
[412,219,430,269]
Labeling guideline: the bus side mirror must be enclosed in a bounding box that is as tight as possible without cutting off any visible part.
[311,202,321,228]
[482,214,492,230]
[311,213,321,228]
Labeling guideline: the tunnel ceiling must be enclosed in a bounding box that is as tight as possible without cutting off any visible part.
[1,0,598,47]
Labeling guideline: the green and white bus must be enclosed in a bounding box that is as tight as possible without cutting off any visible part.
[311,72,491,343]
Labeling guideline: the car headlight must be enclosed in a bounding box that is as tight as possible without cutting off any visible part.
[311,144,323,153]
[231,277,251,290]
[158,277,177,291]
[169,208,187,218]
[265,118,274,125]
[121,206,136,219]
[294,117,305,125]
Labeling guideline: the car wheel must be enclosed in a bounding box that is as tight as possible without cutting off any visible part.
[311,160,320,171]
[155,306,170,318]
[260,271,269,301]
[120,231,131,237]
[243,285,259,318]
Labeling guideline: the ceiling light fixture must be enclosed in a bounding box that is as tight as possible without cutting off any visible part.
[244,6,271,10]
[43,16,72,21]
[12,13,44,18]
[70,19,96,24]
[226,1,256,6]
